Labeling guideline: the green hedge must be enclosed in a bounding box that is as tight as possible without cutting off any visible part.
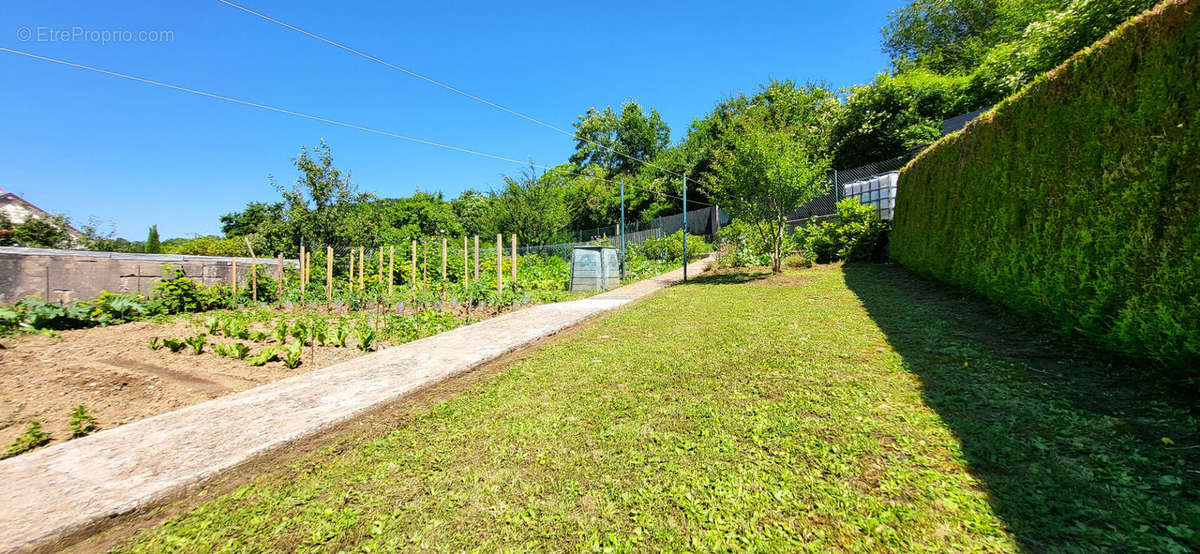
[890,0,1199,366]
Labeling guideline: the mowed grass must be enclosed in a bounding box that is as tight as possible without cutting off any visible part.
[114,265,1199,552]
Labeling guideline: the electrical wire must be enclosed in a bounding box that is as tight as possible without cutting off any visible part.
[214,0,710,197]
[0,46,707,206]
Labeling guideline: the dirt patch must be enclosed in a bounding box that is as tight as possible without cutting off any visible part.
[0,319,365,451]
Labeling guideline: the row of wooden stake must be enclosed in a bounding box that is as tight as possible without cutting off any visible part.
[231,234,519,303]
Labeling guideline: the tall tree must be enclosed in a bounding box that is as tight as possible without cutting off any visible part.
[706,109,832,273]
[144,225,161,253]
[570,100,670,178]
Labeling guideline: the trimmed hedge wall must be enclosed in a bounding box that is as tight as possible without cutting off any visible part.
[890,0,1199,366]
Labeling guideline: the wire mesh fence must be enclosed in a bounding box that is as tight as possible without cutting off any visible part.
[787,153,914,223]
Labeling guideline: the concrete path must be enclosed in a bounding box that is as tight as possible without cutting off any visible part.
[0,258,711,553]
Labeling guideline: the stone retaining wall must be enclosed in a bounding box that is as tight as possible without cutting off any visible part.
[0,247,292,304]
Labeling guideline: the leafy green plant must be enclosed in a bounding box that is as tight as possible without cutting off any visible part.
[212,343,232,357]
[246,330,267,342]
[331,325,349,348]
[204,316,222,335]
[272,320,290,343]
[184,334,207,355]
[246,347,277,367]
[353,321,376,352]
[229,343,251,360]
[148,336,162,351]
[148,265,225,315]
[162,338,186,353]
[4,420,50,458]
[89,292,147,325]
[289,320,310,346]
[69,405,97,438]
[281,340,303,369]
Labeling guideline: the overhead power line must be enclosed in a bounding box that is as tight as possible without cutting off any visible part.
[214,0,709,194]
[0,46,707,207]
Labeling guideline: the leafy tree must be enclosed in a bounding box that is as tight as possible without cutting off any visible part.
[145,225,161,253]
[706,112,832,273]
[258,140,372,252]
[882,0,1004,73]
[220,201,284,238]
[486,165,574,245]
[450,190,493,237]
[5,215,74,249]
[570,100,670,178]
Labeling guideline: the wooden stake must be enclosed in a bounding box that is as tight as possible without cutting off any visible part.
[441,237,447,280]
[411,240,417,300]
[297,246,303,298]
[511,233,517,284]
[276,253,283,299]
[388,245,395,297]
[378,247,383,284]
[245,238,258,303]
[359,246,365,291]
[326,246,333,303]
[305,251,311,297]
[474,235,480,280]
[463,236,468,287]
[496,234,502,294]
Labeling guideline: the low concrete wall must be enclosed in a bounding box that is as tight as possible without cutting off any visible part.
[0,247,292,304]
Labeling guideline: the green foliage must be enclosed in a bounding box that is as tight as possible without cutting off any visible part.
[145,225,161,253]
[485,166,574,246]
[184,334,207,355]
[162,338,186,353]
[69,405,97,438]
[793,199,889,263]
[353,321,376,352]
[4,420,50,458]
[783,252,813,269]
[148,336,162,350]
[160,235,247,257]
[89,292,146,325]
[569,100,671,177]
[281,341,303,369]
[149,266,226,315]
[330,325,349,348]
[229,343,251,360]
[247,347,277,367]
[634,231,714,262]
[891,1,1200,366]
[706,102,833,272]
[0,214,74,249]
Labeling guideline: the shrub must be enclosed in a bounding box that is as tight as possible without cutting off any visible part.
[149,265,226,315]
[783,252,813,269]
[635,231,715,262]
[793,198,889,263]
[890,1,1200,366]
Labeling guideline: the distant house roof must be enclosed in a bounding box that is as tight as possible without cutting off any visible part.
[0,188,83,237]
[941,107,992,135]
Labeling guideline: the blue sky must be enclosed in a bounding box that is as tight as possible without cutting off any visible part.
[1,1,903,240]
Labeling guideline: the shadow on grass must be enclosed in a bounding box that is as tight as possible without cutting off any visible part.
[682,269,772,286]
[842,263,1200,552]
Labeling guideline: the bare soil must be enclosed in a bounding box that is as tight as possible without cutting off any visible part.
[0,318,366,451]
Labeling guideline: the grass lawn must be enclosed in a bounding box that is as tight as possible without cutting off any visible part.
[112,264,1199,552]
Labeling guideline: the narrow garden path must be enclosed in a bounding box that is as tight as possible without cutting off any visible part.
[0,258,713,553]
